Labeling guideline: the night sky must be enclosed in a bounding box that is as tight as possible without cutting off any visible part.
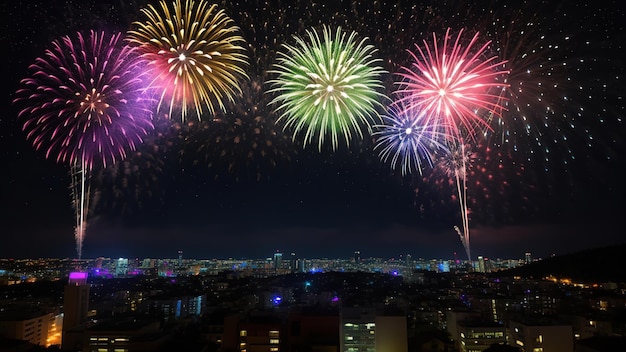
[1,0,624,260]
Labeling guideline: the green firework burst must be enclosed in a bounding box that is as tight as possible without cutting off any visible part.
[267,25,388,151]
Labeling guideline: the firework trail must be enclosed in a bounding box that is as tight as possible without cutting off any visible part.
[14,30,154,258]
[395,28,508,261]
[439,141,475,261]
[267,25,388,151]
[127,0,249,121]
[373,99,450,177]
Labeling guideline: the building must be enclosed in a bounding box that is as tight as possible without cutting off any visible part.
[508,319,573,352]
[288,310,340,351]
[85,318,169,352]
[62,271,90,351]
[524,253,532,265]
[142,294,206,321]
[456,320,506,352]
[222,313,284,352]
[290,252,298,273]
[0,305,54,347]
[115,258,129,277]
[340,307,408,352]
[273,251,283,272]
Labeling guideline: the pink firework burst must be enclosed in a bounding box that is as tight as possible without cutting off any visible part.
[14,30,154,171]
[396,28,509,140]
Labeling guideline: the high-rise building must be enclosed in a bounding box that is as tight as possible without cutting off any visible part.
[178,250,183,267]
[525,252,532,264]
[62,272,90,351]
[290,252,297,273]
[273,251,283,271]
[115,258,129,277]
[477,256,486,273]
[354,250,361,264]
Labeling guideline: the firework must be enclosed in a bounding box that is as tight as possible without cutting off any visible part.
[373,100,449,176]
[127,0,249,121]
[393,28,509,261]
[14,30,154,258]
[267,25,388,151]
[479,2,621,172]
[396,27,509,140]
[15,31,154,171]
[437,140,475,261]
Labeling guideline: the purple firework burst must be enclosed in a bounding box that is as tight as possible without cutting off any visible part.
[14,30,154,171]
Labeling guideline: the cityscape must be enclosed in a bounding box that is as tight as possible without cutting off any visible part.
[1,247,625,351]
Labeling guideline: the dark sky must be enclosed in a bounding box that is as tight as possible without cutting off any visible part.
[1,0,624,260]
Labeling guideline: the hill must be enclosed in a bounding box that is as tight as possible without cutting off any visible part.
[490,244,626,283]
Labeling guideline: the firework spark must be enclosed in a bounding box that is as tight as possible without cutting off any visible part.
[267,25,388,151]
[14,30,154,258]
[374,100,449,176]
[127,0,249,121]
[180,78,296,183]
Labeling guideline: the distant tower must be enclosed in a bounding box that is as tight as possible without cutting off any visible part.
[62,272,90,350]
[273,251,283,271]
[354,250,361,264]
[178,250,183,267]
[525,252,532,264]
[478,256,486,273]
[290,252,297,273]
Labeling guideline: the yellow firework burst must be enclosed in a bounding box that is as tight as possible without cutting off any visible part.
[127,0,249,120]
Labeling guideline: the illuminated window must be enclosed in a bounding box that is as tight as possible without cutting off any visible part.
[270,338,279,344]
[240,330,247,337]
[537,335,543,343]
[269,330,279,338]
[532,348,543,352]
[270,348,279,352]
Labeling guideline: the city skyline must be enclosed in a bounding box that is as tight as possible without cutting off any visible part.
[1,0,624,261]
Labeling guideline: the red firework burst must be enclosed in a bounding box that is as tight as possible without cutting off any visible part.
[396,28,509,141]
